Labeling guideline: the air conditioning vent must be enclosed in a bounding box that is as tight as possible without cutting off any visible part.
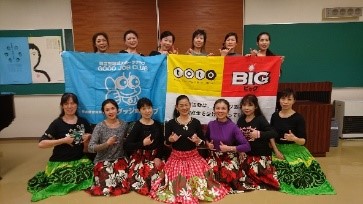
[334,100,363,138]
[343,116,363,133]
[323,7,362,19]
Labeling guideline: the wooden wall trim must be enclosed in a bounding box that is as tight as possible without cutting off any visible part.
[71,0,244,55]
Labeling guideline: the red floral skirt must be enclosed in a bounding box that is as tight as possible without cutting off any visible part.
[150,149,228,204]
[128,149,165,195]
[206,151,254,193]
[241,155,280,190]
[88,158,130,196]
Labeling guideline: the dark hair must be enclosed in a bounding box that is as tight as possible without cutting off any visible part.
[240,94,264,117]
[213,98,230,111]
[123,30,138,41]
[280,88,297,100]
[256,32,275,56]
[59,93,79,117]
[29,43,41,68]
[137,97,153,110]
[159,31,175,43]
[101,99,119,113]
[191,29,207,52]
[173,95,189,118]
[224,32,238,43]
[92,32,109,53]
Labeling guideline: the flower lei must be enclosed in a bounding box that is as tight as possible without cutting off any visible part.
[66,124,85,145]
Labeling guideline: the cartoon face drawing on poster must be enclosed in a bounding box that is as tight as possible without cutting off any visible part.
[105,72,141,105]
[29,43,51,82]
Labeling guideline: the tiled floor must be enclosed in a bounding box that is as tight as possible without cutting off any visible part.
[0,139,362,204]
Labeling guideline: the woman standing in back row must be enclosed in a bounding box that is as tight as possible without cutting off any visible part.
[119,30,144,56]
[186,29,213,56]
[92,32,109,53]
[219,32,240,56]
[149,31,178,56]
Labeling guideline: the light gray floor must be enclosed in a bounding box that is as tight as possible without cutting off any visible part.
[0,139,362,204]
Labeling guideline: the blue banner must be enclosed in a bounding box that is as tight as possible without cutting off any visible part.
[62,51,167,124]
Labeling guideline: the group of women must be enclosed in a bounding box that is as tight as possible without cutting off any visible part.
[26,30,335,203]
[91,29,276,57]
[27,87,335,203]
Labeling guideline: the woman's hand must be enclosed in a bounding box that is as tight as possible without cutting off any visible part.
[206,140,215,150]
[281,130,297,142]
[274,150,285,160]
[188,133,201,145]
[62,135,74,145]
[219,141,233,152]
[169,46,178,54]
[219,48,231,56]
[186,48,193,55]
[143,135,154,146]
[82,133,91,143]
[153,158,162,169]
[106,135,118,146]
[168,132,181,143]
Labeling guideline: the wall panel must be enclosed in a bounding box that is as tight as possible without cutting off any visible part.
[71,0,243,55]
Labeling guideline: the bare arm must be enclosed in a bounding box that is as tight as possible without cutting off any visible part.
[270,138,284,160]
[38,135,74,149]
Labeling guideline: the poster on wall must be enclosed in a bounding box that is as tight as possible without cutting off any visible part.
[28,36,64,83]
[0,37,32,84]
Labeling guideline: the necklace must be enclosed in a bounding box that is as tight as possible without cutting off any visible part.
[177,116,191,131]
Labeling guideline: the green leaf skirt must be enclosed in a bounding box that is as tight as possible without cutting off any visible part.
[272,144,336,195]
[27,157,93,202]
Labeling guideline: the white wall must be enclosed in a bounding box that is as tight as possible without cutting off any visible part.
[244,0,363,24]
[0,0,71,138]
[0,0,362,138]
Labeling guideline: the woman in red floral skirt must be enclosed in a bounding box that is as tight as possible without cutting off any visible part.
[205,98,252,193]
[237,94,280,191]
[87,99,130,196]
[124,97,166,195]
[150,95,228,204]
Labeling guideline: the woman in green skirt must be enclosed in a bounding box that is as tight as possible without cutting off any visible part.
[27,93,94,202]
[270,88,335,195]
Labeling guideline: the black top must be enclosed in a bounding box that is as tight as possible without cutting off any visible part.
[40,117,92,162]
[237,115,277,156]
[164,117,205,151]
[270,112,306,144]
[149,51,162,56]
[119,50,144,56]
[124,120,165,159]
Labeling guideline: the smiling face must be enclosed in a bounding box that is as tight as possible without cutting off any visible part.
[125,33,138,49]
[62,98,78,117]
[280,94,295,111]
[224,35,237,50]
[139,104,153,119]
[193,34,205,49]
[159,35,174,52]
[176,98,190,117]
[241,102,256,117]
[257,34,270,52]
[214,101,229,121]
[95,35,109,53]
[103,102,118,120]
